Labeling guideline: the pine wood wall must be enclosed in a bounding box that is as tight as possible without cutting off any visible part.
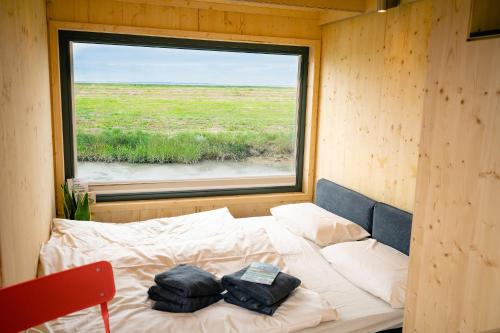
[316,0,433,212]
[0,0,55,286]
[46,0,322,39]
[405,0,500,330]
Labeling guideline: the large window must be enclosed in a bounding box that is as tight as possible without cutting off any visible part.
[59,31,308,201]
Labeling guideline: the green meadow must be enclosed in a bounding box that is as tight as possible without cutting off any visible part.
[75,83,297,164]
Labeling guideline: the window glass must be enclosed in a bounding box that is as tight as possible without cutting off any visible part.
[59,32,308,200]
[73,43,299,185]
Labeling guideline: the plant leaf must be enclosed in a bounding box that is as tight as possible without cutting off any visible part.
[62,182,76,219]
[74,192,91,221]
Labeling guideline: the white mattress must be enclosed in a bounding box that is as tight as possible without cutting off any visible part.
[36,212,403,333]
[235,216,403,333]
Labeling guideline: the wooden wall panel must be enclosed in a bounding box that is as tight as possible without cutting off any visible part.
[405,0,500,331]
[90,192,306,221]
[46,0,321,222]
[46,0,321,39]
[0,0,55,286]
[316,0,432,212]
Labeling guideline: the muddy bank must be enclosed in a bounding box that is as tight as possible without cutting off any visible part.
[77,157,294,182]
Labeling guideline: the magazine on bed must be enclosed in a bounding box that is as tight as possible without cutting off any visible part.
[240,262,280,285]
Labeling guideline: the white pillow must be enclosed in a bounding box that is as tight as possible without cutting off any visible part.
[321,239,408,308]
[270,202,369,246]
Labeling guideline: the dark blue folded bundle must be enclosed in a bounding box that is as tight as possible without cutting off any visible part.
[153,297,222,313]
[149,264,223,313]
[154,264,224,297]
[221,266,301,315]
[148,285,222,313]
[223,285,289,316]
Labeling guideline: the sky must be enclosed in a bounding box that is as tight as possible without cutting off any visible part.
[72,42,299,87]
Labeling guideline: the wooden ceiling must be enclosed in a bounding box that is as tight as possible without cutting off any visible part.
[194,0,374,25]
[230,0,366,12]
[115,0,396,25]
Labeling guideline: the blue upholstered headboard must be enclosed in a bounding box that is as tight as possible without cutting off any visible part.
[315,178,413,255]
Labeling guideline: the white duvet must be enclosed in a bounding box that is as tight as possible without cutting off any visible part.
[35,209,337,333]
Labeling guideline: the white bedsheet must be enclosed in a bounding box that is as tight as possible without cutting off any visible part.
[35,214,338,333]
[235,216,404,333]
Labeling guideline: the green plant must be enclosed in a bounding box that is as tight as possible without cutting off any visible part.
[61,181,91,221]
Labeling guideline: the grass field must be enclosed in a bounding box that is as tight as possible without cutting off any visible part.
[75,83,297,164]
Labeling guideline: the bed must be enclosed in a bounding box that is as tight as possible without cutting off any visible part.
[32,178,412,333]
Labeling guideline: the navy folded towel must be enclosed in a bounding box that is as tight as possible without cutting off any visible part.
[149,285,222,313]
[221,266,301,315]
[153,297,221,313]
[223,286,289,316]
[154,264,224,297]
[222,267,300,306]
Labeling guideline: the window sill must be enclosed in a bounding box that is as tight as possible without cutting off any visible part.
[87,175,299,202]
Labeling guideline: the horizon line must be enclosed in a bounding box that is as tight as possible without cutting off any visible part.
[74,81,296,88]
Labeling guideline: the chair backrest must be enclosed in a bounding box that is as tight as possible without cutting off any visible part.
[0,261,115,333]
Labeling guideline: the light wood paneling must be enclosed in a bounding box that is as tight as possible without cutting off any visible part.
[315,0,432,212]
[46,0,322,39]
[47,15,321,221]
[83,0,321,19]
[91,192,309,221]
[0,0,55,286]
[198,0,366,12]
[318,10,359,25]
[405,0,500,331]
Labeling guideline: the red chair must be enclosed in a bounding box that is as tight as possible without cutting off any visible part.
[0,261,115,333]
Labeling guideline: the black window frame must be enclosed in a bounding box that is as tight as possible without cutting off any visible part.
[58,30,309,202]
